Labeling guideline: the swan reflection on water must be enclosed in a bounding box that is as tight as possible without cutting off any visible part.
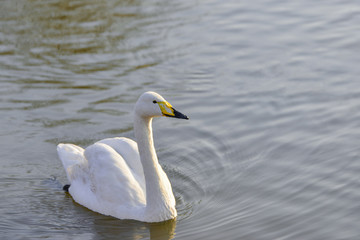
[92,216,177,240]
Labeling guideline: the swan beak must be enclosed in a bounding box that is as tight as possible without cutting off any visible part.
[158,101,189,120]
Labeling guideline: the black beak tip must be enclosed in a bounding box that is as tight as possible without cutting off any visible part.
[171,108,189,120]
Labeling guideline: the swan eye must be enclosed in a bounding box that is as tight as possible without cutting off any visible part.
[153,100,157,104]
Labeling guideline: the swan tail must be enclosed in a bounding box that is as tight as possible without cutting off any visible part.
[57,143,86,182]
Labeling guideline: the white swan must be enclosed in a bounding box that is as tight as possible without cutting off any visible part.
[57,91,189,222]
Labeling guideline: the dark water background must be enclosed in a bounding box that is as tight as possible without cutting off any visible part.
[1,0,360,239]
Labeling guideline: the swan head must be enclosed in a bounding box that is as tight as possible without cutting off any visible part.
[135,91,189,120]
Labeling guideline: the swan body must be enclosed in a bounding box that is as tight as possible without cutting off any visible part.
[57,91,188,222]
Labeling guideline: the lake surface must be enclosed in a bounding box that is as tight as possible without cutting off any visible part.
[1,0,360,239]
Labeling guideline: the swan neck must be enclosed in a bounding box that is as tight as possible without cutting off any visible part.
[134,116,157,166]
[134,115,176,220]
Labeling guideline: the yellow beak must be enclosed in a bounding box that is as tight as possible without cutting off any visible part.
[158,101,189,120]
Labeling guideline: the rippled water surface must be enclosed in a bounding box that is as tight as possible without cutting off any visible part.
[1,0,360,239]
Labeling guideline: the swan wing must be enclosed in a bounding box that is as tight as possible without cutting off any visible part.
[57,142,146,219]
[97,137,144,185]
[83,143,145,208]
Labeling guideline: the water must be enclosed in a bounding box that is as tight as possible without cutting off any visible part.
[1,0,360,239]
